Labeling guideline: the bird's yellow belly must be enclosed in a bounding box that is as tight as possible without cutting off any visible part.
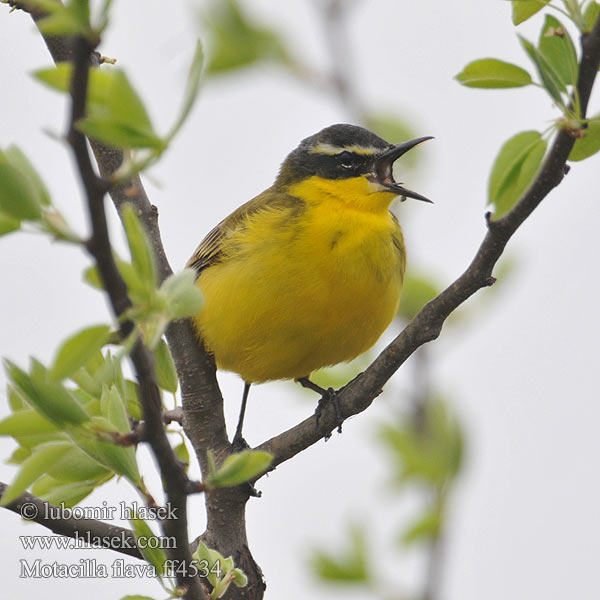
[193,209,404,383]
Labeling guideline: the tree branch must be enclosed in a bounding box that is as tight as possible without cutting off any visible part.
[21,3,230,467]
[66,33,207,599]
[15,4,253,595]
[257,14,600,470]
[0,482,142,560]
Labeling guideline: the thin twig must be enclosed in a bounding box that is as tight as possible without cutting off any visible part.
[0,482,142,559]
[19,5,247,595]
[19,3,230,469]
[163,407,184,425]
[67,33,206,600]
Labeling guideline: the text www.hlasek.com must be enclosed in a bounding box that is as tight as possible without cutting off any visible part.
[20,532,176,550]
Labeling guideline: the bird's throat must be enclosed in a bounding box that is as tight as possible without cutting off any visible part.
[289,175,397,215]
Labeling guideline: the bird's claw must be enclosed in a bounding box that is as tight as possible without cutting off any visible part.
[314,386,344,435]
[232,435,251,452]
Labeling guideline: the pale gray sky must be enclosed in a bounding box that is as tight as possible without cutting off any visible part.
[1,1,599,599]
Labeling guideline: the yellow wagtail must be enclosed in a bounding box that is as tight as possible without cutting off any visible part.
[187,124,432,443]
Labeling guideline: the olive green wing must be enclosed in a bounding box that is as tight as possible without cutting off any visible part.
[186,187,304,274]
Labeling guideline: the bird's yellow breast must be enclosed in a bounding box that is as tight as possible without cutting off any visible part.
[192,176,405,383]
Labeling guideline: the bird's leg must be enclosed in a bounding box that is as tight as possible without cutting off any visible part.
[296,377,344,434]
[232,381,251,451]
[231,382,262,498]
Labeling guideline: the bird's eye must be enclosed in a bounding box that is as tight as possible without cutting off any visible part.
[339,151,354,168]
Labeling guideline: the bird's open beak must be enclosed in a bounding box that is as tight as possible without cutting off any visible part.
[374,136,434,203]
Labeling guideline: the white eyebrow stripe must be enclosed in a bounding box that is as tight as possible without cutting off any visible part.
[310,143,381,156]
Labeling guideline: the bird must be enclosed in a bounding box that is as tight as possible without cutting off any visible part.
[186,123,432,444]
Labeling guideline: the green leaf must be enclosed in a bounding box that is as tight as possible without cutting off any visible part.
[76,118,164,149]
[92,351,127,398]
[38,11,86,36]
[34,62,73,92]
[97,0,114,32]
[455,58,532,88]
[29,473,58,497]
[206,450,273,488]
[569,118,600,160]
[35,63,112,108]
[117,258,154,307]
[402,507,442,545]
[47,445,110,482]
[122,204,157,290]
[25,0,69,13]
[51,325,111,380]
[212,573,237,599]
[221,556,234,573]
[0,162,43,220]
[193,541,225,588]
[105,70,154,137]
[153,338,178,393]
[100,385,131,434]
[69,0,91,26]
[488,130,547,218]
[583,1,600,32]
[76,69,162,149]
[7,384,26,412]
[70,417,141,484]
[519,35,565,105]
[539,15,578,89]
[0,213,20,236]
[13,431,67,451]
[35,64,161,150]
[124,380,143,421]
[192,539,212,564]
[37,479,99,508]
[83,264,103,289]
[168,40,204,141]
[174,440,190,471]
[0,441,72,506]
[41,209,82,243]
[83,349,106,375]
[232,568,248,588]
[512,1,546,25]
[379,399,463,487]
[160,269,204,319]
[7,446,32,465]
[4,145,51,206]
[35,0,90,36]
[205,0,289,75]
[130,516,167,578]
[5,359,90,427]
[0,410,59,436]
[310,526,370,584]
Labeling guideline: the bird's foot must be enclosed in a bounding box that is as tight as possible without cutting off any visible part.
[232,434,251,452]
[297,377,344,436]
[316,388,344,435]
